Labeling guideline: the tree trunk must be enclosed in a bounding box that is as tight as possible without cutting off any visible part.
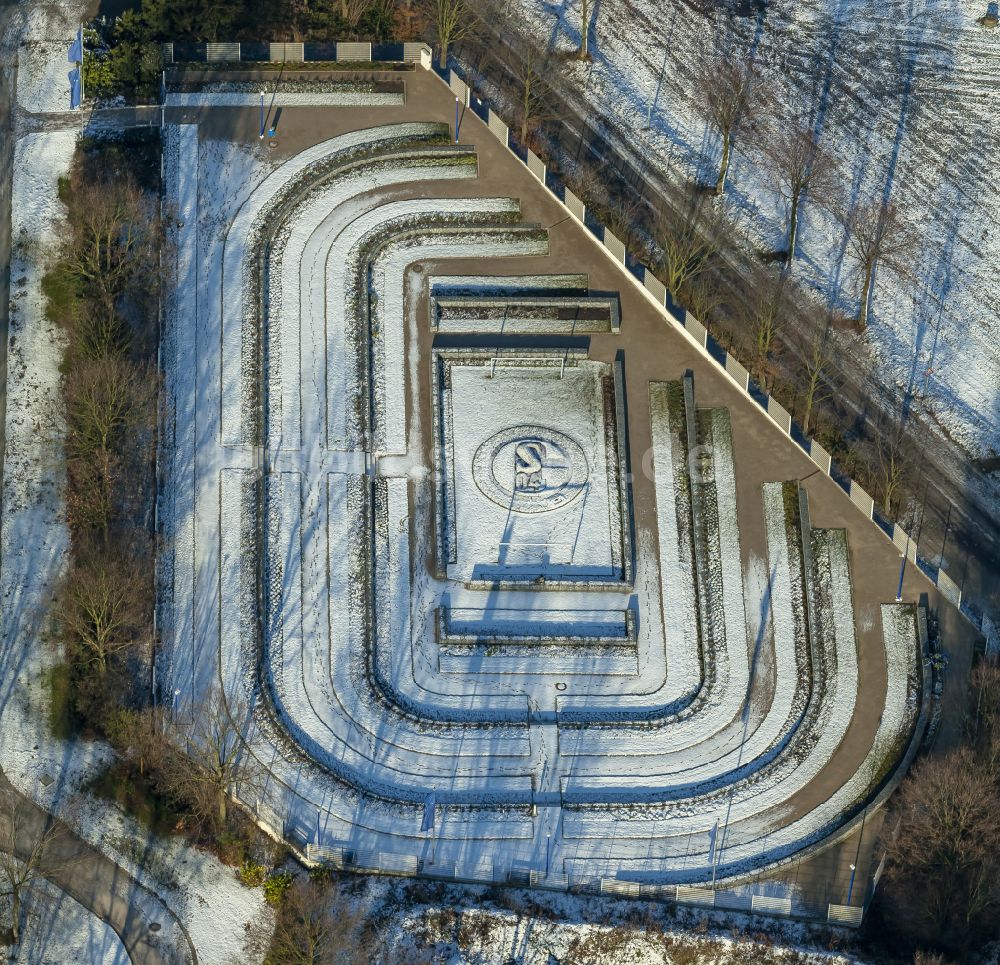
[786,191,800,264]
[218,788,227,826]
[579,0,589,56]
[715,131,731,195]
[438,41,448,70]
[802,377,817,435]
[11,888,20,943]
[857,259,875,328]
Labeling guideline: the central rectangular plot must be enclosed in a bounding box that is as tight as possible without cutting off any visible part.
[433,348,630,586]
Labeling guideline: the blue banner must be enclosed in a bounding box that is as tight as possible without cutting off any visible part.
[421,792,436,832]
[67,26,82,63]
[68,67,81,110]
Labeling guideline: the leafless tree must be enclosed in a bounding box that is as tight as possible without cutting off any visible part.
[969,662,1000,777]
[844,198,916,329]
[577,0,591,58]
[739,268,789,392]
[103,708,167,778]
[64,357,153,462]
[58,551,149,675]
[338,0,371,28]
[268,876,367,965]
[653,189,727,303]
[798,328,837,436]
[510,38,554,146]
[163,692,262,829]
[63,356,155,544]
[871,419,913,517]
[759,121,837,263]
[691,52,763,195]
[423,0,469,69]
[883,750,1000,955]
[61,174,158,309]
[0,790,79,946]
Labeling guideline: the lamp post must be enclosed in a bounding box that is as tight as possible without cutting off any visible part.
[545,831,552,876]
[172,688,180,721]
[895,531,910,602]
[259,93,265,139]
[454,97,461,143]
[847,862,857,905]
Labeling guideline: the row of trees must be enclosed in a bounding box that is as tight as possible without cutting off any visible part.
[43,142,161,727]
[45,139,272,839]
[451,14,920,519]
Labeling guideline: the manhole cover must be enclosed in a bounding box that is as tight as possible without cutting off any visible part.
[39,773,53,787]
[555,682,567,691]
[149,922,161,932]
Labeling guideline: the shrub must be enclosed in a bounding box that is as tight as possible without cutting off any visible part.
[263,871,295,906]
[239,860,268,888]
[45,662,81,740]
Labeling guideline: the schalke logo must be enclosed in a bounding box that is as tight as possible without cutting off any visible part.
[472,425,589,514]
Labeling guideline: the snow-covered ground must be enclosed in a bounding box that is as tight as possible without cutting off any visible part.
[503,0,1000,492]
[331,875,872,964]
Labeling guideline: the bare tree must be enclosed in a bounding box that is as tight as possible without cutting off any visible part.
[510,37,554,146]
[423,0,469,69]
[0,790,79,946]
[268,876,367,965]
[338,0,371,28]
[64,357,153,462]
[883,750,1000,955]
[969,662,1000,777]
[871,419,913,517]
[653,189,726,303]
[58,551,149,675]
[163,692,262,829]
[759,121,837,263]
[844,198,916,329]
[61,174,158,309]
[739,268,789,392]
[798,329,837,436]
[691,53,763,195]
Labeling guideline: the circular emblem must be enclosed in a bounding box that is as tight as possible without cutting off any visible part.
[472,425,589,514]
